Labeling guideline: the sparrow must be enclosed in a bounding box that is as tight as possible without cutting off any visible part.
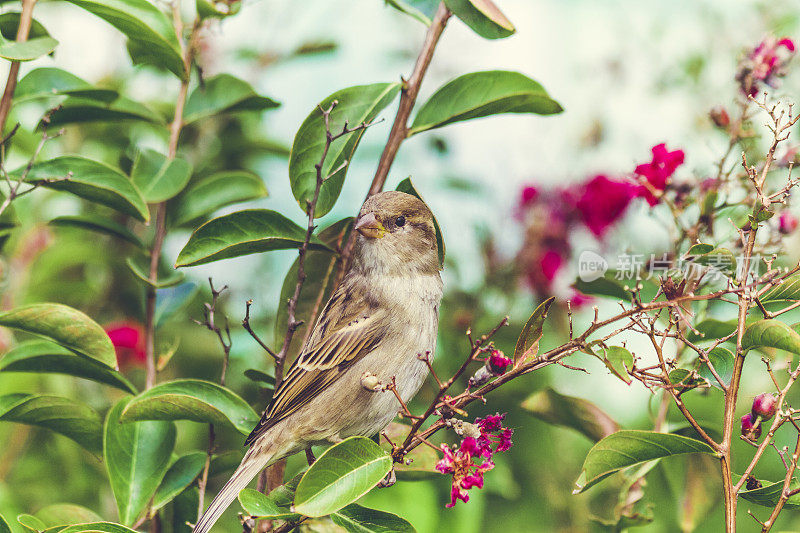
[194,191,443,533]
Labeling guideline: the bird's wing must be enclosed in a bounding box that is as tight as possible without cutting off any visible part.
[245,280,388,446]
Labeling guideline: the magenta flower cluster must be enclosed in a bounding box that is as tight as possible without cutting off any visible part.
[737,36,795,97]
[436,413,513,507]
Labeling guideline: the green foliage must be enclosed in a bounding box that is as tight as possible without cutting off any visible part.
[444,0,515,39]
[170,170,268,227]
[104,397,176,525]
[289,83,401,218]
[0,514,9,533]
[294,437,393,517]
[761,273,800,302]
[119,379,259,434]
[514,296,555,360]
[58,522,142,533]
[409,71,562,135]
[0,303,117,369]
[0,340,136,393]
[330,504,417,533]
[130,149,192,203]
[599,346,634,384]
[741,319,800,356]
[238,489,299,520]
[34,504,103,528]
[575,430,717,493]
[49,215,144,248]
[383,0,439,25]
[0,36,58,61]
[152,452,207,510]
[740,480,800,509]
[183,74,279,124]
[175,209,331,267]
[521,387,619,442]
[15,68,118,102]
[0,394,103,453]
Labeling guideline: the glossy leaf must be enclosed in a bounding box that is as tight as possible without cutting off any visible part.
[0,340,136,393]
[574,275,630,301]
[687,319,737,342]
[154,282,198,327]
[17,515,45,533]
[668,368,708,390]
[175,209,330,268]
[119,379,259,435]
[15,68,117,102]
[741,319,800,356]
[395,178,445,268]
[130,149,192,203]
[686,246,736,276]
[171,170,268,227]
[574,430,716,493]
[45,96,164,127]
[21,156,150,222]
[289,83,401,218]
[331,504,416,533]
[273,218,349,354]
[384,0,439,25]
[153,452,207,510]
[0,514,9,533]
[196,0,241,19]
[126,256,184,288]
[64,0,184,79]
[34,505,102,528]
[49,215,144,248]
[761,273,800,303]
[0,393,103,453]
[740,479,800,509]
[513,296,555,360]
[0,303,117,369]
[0,13,51,42]
[184,74,279,124]
[238,489,299,520]
[59,523,141,533]
[409,71,562,135]
[293,436,392,517]
[0,36,58,61]
[104,397,176,525]
[243,369,275,388]
[601,346,633,384]
[697,346,734,388]
[444,0,514,39]
[521,387,619,442]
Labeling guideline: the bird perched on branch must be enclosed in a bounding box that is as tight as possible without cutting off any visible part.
[194,191,443,533]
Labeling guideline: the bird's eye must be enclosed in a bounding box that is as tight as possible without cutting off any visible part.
[395,215,406,227]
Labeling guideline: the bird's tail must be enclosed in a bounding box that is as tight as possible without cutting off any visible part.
[192,445,275,533]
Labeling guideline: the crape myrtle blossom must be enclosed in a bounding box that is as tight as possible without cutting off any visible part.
[105,321,146,368]
[436,413,513,507]
[736,36,795,97]
[633,143,686,206]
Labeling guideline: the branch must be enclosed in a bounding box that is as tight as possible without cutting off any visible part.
[0,0,37,133]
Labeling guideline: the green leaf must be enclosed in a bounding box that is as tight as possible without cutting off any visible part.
[238,489,299,520]
[154,282,199,327]
[521,387,619,442]
[34,505,102,528]
[0,303,117,369]
[686,246,736,276]
[184,74,279,124]
[0,393,103,453]
[17,515,46,533]
[119,379,259,435]
[125,255,184,288]
[395,178,445,269]
[104,397,176,526]
[574,275,631,301]
[0,36,58,61]
[741,319,800,356]
[331,504,416,533]
[243,369,275,388]
[175,209,330,268]
[289,83,401,218]
[294,436,392,517]
[45,96,164,127]
[153,452,207,510]
[273,218,350,354]
[761,273,800,303]
[21,156,150,222]
[0,340,136,393]
[740,479,800,509]
[196,0,240,19]
[444,0,514,39]
[409,71,561,135]
[668,368,708,391]
[383,0,439,25]
[697,346,734,388]
[686,243,714,255]
[15,68,118,103]
[687,319,737,342]
[58,522,141,533]
[0,515,9,533]
[574,430,717,493]
[130,149,192,203]
[0,13,51,42]
[170,170,268,227]
[513,296,555,360]
[64,0,185,79]
[601,346,633,384]
[49,215,144,248]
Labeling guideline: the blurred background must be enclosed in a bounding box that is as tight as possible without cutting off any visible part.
[1,0,799,531]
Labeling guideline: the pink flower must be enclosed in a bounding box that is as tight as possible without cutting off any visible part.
[737,36,795,96]
[488,349,512,375]
[105,321,146,368]
[519,185,539,207]
[575,175,637,236]
[779,212,798,234]
[633,143,685,206]
[539,248,564,282]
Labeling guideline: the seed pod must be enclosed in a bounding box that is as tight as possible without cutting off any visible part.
[741,413,762,440]
[752,393,778,420]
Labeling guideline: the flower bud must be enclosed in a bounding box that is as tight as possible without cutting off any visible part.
[779,212,798,235]
[468,366,492,388]
[752,393,778,420]
[709,106,730,129]
[360,372,380,392]
[487,349,512,375]
[741,413,762,440]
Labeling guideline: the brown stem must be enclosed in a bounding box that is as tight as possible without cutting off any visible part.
[337,2,451,284]
[0,0,37,134]
[762,432,800,531]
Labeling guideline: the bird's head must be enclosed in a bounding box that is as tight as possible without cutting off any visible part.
[352,191,439,276]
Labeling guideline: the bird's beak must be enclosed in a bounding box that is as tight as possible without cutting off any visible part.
[355,212,386,239]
